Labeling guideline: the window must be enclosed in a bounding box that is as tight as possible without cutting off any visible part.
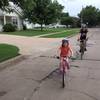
[12,17,18,26]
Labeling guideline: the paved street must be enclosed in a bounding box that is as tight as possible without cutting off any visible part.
[0,28,100,100]
[0,34,61,55]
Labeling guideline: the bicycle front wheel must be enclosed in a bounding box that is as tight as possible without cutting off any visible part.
[62,67,65,88]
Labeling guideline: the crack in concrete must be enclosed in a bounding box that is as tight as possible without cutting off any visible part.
[0,91,7,97]
[24,61,80,99]
[40,68,59,82]
[24,77,41,83]
[24,68,59,100]
[75,51,100,62]
[75,58,100,62]
[24,85,41,100]
[26,65,80,99]
[67,89,98,100]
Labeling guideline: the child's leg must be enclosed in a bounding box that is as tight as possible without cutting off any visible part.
[66,58,70,70]
[60,57,64,72]
[84,39,87,50]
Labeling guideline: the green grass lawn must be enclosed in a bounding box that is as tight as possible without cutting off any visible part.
[1,28,67,37]
[0,44,20,62]
[42,29,79,38]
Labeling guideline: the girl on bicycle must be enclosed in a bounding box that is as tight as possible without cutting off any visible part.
[58,39,73,72]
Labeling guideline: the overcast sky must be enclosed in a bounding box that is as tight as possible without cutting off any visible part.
[57,0,100,17]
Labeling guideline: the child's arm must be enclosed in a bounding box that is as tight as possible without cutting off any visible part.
[77,34,80,41]
[77,29,81,41]
[69,45,73,57]
[57,47,61,57]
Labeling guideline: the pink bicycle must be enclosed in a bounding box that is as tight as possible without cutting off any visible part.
[40,55,70,88]
[59,57,70,88]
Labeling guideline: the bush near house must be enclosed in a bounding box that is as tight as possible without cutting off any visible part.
[3,23,16,32]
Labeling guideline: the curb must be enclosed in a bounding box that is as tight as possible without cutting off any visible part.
[67,33,78,38]
[34,30,67,38]
[0,55,28,71]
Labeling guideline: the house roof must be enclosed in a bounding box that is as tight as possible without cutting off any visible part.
[0,2,22,17]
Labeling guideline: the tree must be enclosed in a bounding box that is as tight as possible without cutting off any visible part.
[0,0,9,9]
[78,6,99,27]
[12,0,64,31]
[61,16,74,27]
[71,17,80,27]
[61,12,69,18]
[26,0,64,31]
[97,10,100,25]
[60,12,80,28]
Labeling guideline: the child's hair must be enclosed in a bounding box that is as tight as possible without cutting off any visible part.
[62,39,69,47]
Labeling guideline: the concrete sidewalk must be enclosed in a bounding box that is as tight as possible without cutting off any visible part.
[0,28,100,100]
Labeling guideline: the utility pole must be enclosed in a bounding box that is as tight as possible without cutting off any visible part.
[81,6,83,28]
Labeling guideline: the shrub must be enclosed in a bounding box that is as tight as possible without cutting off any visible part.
[23,24,27,30]
[3,23,16,32]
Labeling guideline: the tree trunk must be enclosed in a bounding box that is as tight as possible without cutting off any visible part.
[41,23,43,31]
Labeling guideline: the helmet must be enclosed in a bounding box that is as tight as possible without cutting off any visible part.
[62,38,69,44]
[82,24,87,28]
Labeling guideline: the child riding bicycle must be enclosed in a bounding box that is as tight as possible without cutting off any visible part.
[58,39,73,72]
[78,24,88,52]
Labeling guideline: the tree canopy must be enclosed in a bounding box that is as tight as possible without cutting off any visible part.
[23,0,64,30]
[78,5,100,27]
[60,12,80,28]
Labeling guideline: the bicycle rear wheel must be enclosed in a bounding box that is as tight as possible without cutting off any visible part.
[81,51,84,60]
[61,58,69,88]
[62,67,65,88]
[80,42,85,60]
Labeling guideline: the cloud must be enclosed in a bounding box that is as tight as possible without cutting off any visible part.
[57,0,100,16]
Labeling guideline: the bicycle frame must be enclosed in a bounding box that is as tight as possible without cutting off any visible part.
[60,57,69,88]
[80,40,86,60]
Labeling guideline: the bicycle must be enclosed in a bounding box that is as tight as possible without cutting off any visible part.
[59,56,70,88]
[39,55,70,88]
[49,56,70,88]
[80,38,88,60]
[80,40,85,60]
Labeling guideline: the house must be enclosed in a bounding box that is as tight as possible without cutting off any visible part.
[0,2,47,31]
[0,8,43,31]
[0,3,23,32]
[0,2,66,32]
[46,23,66,28]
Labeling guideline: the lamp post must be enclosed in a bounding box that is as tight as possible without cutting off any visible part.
[86,22,88,28]
[81,6,83,28]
